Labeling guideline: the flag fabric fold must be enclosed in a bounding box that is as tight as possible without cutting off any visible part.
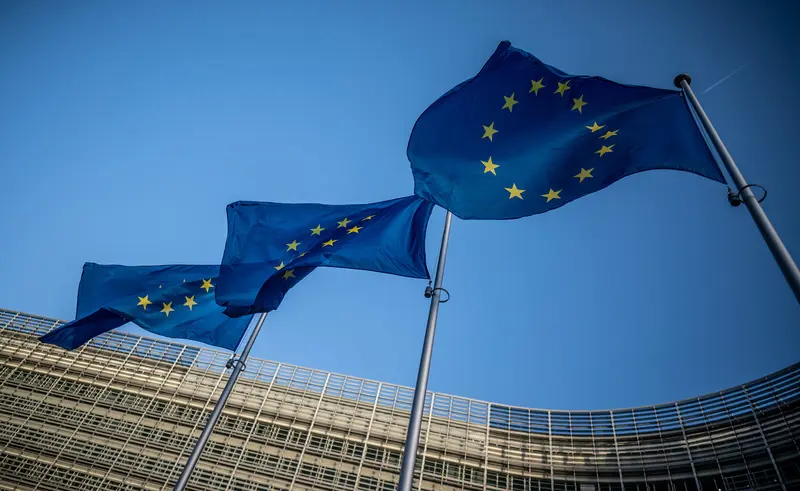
[407,41,725,220]
[216,195,434,316]
[39,263,251,351]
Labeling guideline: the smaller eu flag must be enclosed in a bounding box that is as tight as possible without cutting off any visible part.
[408,41,726,220]
[39,263,252,351]
[216,195,434,316]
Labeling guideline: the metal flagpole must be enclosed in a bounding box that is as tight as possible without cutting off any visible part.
[675,74,800,304]
[397,210,453,491]
[172,312,268,491]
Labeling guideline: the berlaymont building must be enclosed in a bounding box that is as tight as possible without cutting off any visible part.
[0,308,797,491]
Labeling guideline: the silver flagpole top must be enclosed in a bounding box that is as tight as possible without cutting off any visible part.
[676,69,800,304]
[674,73,692,88]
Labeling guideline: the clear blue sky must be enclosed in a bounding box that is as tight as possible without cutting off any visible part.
[1,1,798,411]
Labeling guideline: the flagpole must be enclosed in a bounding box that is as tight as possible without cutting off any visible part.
[675,74,800,304]
[397,210,453,491]
[172,312,267,491]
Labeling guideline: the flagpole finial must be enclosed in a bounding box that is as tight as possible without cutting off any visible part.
[674,73,692,88]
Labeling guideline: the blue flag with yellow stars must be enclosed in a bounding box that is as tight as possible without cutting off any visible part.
[39,263,252,351]
[216,195,434,316]
[408,41,726,220]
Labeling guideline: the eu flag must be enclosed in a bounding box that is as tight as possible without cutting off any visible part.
[39,263,252,351]
[216,195,434,316]
[408,41,726,220]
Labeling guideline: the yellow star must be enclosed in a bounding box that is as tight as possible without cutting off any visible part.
[542,189,562,202]
[286,240,300,251]
[596,144,615,157]
[586,122,605,133]
[310,224,325,235]
[504,183,525,200]
[529,78,545,95]
[137,295,152,310]
[200,279,214,293]
[183,296,197,311]
[274,261,284,271]
[323,239,337,247]
[599,129,619,140]
[574,168,594,183]
[337,218,351,228]
[282,269,295,280]
[554,80,570,97]
[347,225,363,234]
[161,302,174,317]
[362,215,375,221]
[481,157,499,175]
[571,95,587,113]
[482,122,498,142]
[501,93,518,112]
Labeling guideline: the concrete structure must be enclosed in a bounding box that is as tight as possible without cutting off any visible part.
[0,307,797,491]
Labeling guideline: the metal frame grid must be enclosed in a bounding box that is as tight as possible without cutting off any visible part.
[0,307,797,491]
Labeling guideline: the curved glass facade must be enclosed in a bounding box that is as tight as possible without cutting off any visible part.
[0,307,797,491]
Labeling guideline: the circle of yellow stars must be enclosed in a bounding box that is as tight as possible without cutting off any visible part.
[135,213,382,316]
[136,278,215,317]
[479,76,620,203]
[270,213,378,283]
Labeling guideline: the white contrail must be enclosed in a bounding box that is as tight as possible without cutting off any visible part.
[702,64,749,94]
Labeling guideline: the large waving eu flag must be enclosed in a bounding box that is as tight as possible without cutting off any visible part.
[408,41,726,220]
[216,195,434,316]
[39,263,252,351]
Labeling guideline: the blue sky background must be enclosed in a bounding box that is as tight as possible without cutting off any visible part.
[1,1,798,411]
